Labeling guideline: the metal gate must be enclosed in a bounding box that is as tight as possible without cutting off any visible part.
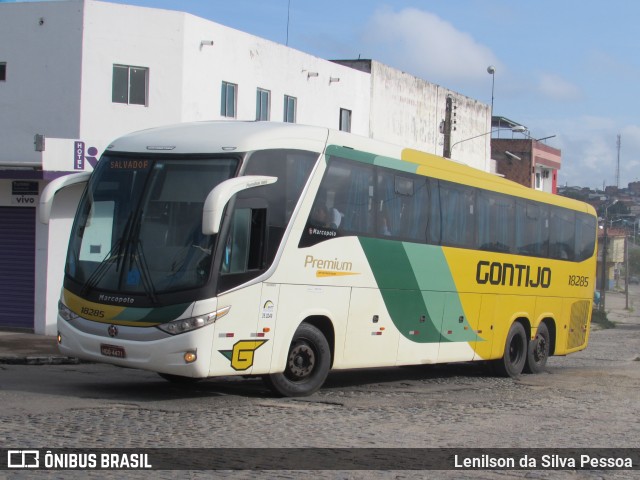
[0,206,35,330]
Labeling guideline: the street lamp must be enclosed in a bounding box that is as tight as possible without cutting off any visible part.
[487,65,495,118]
[450,125,526,155]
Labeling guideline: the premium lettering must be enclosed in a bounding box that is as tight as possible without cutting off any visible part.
[304,255,352,272]
[476,260,551,288]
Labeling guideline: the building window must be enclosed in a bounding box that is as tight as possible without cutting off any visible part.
[339,108,352,132]
[112,65,148,106]
[221,81,237,118]
[0,63,6,81]
[256,88,270,121]
[284,95,297,123]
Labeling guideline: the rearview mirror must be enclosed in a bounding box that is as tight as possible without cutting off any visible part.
[38,172,92,224]
[202,175,277,234]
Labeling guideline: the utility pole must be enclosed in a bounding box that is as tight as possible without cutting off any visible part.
[625,235,629,310]
[443,95,453,158]
[616,134,621,189]
[601,217,608,312]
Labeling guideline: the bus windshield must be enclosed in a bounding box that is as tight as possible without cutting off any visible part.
[65,155,239,299]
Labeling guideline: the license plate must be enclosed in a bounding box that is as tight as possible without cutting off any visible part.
[100,344,126,358]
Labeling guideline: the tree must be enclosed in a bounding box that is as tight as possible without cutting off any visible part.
[599,202,630,218]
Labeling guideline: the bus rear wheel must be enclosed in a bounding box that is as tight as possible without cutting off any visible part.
[524,322,550,374]
[263,323,330,397]
[493,321,527,377]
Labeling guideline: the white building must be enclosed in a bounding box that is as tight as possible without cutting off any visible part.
[0,0,490,334]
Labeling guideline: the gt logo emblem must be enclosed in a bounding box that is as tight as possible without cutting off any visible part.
[219,340,267,371]
[107,325,118,337]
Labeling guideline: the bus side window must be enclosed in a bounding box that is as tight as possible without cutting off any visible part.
[575,213,596,262]
[426,178,441,245]
[299,157,373,247]
[516,201,549,257]
[377,171,399,237]
[221,207,267,275]
[376,171,428,242]
[439,180,475,249]
[339,162,374,234]
[549,207,575,260]
[477,191,515,253]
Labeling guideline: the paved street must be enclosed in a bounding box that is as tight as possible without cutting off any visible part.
[1,288,639,479]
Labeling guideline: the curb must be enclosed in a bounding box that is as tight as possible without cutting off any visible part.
[0,355,82,365]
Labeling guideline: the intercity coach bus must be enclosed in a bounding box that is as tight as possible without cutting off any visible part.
[40,121,597,396]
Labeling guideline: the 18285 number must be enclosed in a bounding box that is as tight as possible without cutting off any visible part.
[568,275,589,287]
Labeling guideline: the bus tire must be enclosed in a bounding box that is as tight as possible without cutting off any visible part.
[263,323,330,397]
[524,322,550,374]
[493,321,527,377]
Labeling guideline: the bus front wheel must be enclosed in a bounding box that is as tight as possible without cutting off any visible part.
[263,323,331,397]
[524,322,550,374]
[493,321,527,377]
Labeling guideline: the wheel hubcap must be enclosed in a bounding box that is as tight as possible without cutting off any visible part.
[287,341,315,380]
[534,335,547,362]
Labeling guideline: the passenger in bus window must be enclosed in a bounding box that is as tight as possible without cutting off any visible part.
[310,202,342,229]
[310,203,330,227]
[378,206,391,236]
[328,206,342,229]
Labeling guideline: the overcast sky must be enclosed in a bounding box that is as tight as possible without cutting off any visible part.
[23,0,640,189]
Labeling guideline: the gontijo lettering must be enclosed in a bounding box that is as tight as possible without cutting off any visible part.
[476,260,551,288]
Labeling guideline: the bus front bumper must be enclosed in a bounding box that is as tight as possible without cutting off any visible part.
[56,316,214,378]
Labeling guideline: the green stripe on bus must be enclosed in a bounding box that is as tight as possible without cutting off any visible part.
[359,237,479,343]
[325,145,377,164]
[325,145,418,174]
[373,156,418,173]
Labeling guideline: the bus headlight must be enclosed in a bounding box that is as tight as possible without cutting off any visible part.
[58,301,79,322]
[156,306,230,335]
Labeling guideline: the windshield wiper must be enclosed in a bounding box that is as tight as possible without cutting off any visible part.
[80,238,125,297]
[79,213,133,297]
[126,215,158,303]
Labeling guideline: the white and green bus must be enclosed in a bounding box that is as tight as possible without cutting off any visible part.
[41,121,597,396]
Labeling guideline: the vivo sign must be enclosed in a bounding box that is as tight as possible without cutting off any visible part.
[11,181,38,207]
